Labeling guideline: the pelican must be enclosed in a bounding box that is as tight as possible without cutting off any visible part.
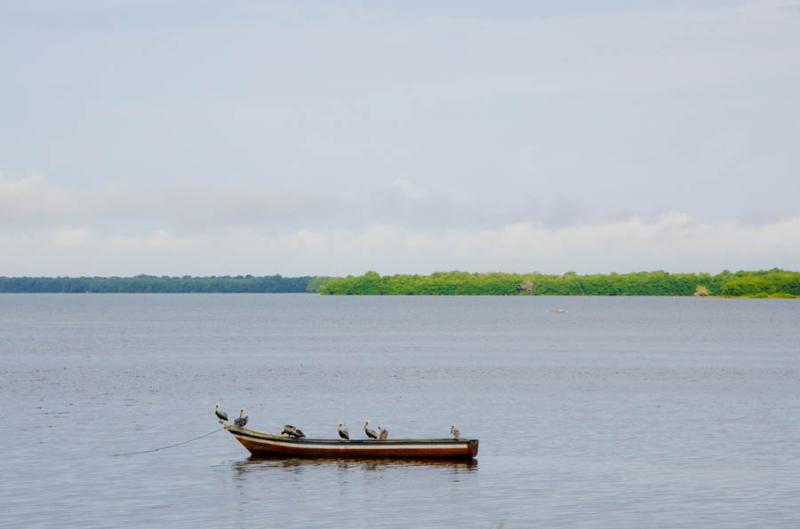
[338,421,350,440]
[233,408,248,427]
[281,425,305,438]
[214,403,229,423]
[377,426,389,440]
[450,423,461,439]
[364,421,378,439]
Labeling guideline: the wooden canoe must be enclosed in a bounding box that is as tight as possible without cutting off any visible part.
[225,425,479,459]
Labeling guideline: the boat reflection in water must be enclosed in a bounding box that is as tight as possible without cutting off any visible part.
[231,455,478,479]
[228,456,479,517]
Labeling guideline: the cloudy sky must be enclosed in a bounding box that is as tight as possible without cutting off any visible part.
[1,0,799,276]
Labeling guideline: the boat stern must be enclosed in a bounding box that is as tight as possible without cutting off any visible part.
[468,439,479,458]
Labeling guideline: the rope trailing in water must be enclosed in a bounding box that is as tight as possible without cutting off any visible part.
[112,427,224,457]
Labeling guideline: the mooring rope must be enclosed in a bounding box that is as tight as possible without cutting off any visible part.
[112,427,224,457]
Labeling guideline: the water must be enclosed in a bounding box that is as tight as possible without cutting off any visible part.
[1,294,798,528]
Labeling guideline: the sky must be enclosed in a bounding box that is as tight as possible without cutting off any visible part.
[1,0,799,276]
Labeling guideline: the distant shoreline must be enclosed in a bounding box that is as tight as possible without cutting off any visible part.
[0,275,331,294]
[319,270,799,298]
[0,270,797,298]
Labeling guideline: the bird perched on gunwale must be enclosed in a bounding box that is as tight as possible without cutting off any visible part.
[338,421,350,440]
[281,425,305,438]
[234,408,248,427]
[450,424,461,439]
[377,426,388,440]
[214,403,229,423]
[364,421,378,439]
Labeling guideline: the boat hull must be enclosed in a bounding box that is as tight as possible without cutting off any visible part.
[226,426,478,459]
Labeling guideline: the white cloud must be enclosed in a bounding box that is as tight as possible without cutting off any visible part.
[0,173,594,230]
[0,173,76,221]
[2,212,798,276]
[1,173,799,275]
[50,226,90,247]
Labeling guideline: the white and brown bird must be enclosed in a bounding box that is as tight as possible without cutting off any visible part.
[281,425,305,438]
[377,426,389,440]
[364,421,378,439]
[450,424,461,439]
[233,408,248,427]
[338,421,350,440]
[214,403,229,423]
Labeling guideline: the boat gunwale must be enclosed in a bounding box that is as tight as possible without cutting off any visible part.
[226,425,477,446]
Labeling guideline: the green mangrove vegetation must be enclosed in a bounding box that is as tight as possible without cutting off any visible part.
[0,275,332,293]
[1,270,797,297]
[320,270,800,298]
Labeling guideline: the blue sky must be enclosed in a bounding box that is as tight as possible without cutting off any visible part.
[1,1,799,275]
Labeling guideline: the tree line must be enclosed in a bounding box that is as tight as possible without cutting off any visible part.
[2,270,797,296]
[320,270,800,298]
[0,275,332,293]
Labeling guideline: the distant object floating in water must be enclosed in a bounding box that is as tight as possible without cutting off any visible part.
[548,308,568,314]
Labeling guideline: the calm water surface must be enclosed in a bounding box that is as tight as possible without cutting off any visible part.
[1,295,798,528]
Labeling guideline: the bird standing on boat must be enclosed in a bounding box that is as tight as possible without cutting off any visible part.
[377,426,388,440]
[450,424,461,439]
[364,421,378,439]
[338,421,350,440]
[281,425,305,438]
[214,403,229,424]
[233,408,248,427]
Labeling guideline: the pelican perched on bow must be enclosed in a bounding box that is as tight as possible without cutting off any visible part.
[233,408,248,427]
[377,426,389,440]
[338,421,350,440]
[450,424,461,439]
[281,425,305,438]
[364,421,378,439]
[214,403,229,424]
